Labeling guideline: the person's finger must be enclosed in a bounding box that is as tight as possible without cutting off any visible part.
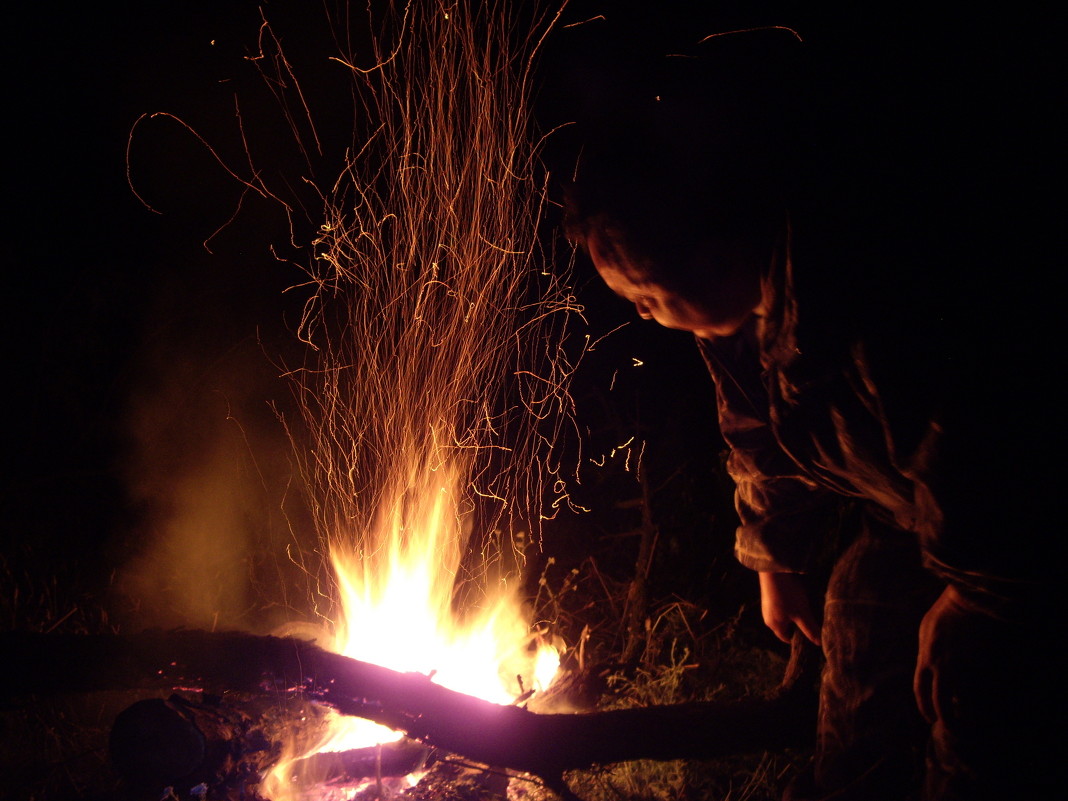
[795,614,822,647]
[764,613,794,644]
[914,663,935,723]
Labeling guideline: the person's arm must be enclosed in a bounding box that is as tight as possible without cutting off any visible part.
[698,331,830,646]
[758,570,821,646]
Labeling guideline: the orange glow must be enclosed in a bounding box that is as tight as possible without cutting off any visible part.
[256,2,576,798]
[261,465,560,797]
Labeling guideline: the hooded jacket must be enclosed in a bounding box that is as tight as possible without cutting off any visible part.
[696,217,1040,616]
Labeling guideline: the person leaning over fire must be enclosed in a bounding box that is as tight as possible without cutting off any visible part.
[561,30,1055,801]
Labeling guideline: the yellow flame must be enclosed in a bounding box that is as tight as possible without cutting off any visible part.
[254,2,576,797]
[328,470,556,707]
[262,466,561,795]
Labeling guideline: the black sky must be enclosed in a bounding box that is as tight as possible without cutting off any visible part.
[3,1,1059,610]
[1,1,786,573]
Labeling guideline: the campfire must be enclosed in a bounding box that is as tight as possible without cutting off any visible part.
[124,2,577,797]
[241,2,574,796]
[4,3,819,800]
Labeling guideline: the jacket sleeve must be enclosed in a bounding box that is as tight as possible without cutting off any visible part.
[698,329,836,573]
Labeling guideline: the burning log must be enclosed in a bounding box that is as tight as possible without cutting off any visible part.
[108,693,286,794]
[5,629,817,783]
[107,691,430,799]
[284,739,431,788]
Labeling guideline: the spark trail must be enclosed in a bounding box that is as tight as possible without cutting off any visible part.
[260,1,581,794]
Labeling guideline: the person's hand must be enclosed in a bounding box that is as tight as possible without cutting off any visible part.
[914,583,966,725]
[758,571,822,646]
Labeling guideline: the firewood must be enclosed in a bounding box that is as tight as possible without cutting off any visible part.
[4,629,817,782]
[106,689,431,797]
[108,693,286,794]
[284,739,431,787]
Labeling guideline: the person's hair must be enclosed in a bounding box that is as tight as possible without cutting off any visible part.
[563,28,810,287]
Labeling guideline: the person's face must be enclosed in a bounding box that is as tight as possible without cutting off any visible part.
[588,232,763,339]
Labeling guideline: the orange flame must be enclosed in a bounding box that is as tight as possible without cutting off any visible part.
[258,2,576,798]
[260,468,561,797]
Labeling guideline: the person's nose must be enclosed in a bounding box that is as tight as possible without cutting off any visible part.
[634,300,653,320]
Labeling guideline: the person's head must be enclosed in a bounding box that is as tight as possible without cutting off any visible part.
[564,28,807,337]
[580,218,767,339]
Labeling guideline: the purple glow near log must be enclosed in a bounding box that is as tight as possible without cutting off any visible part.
[4,630,817,780]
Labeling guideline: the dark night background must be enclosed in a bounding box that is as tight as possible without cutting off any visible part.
[1,0,806,627]
[0,2,1061,800]
[3,0,1059,702]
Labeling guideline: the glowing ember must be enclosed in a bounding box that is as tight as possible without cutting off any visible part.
[257,1,576,798]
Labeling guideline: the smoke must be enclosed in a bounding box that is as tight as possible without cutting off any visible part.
[110,0,584,641]
[111,236,316,635]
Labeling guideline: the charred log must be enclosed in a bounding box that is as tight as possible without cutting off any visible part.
[5,629,817,782]
[108,690,431,800]
[108,693,286,795]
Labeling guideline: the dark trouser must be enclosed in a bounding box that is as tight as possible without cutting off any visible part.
[917,584,1057,801]
[787,511,942,801]
[787,511,1056,801]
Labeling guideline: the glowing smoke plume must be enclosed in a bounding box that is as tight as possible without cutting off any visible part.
[123,4,581,792]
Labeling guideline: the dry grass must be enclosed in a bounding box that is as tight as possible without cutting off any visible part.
[521,558,809,801]
[1,552,134,800]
